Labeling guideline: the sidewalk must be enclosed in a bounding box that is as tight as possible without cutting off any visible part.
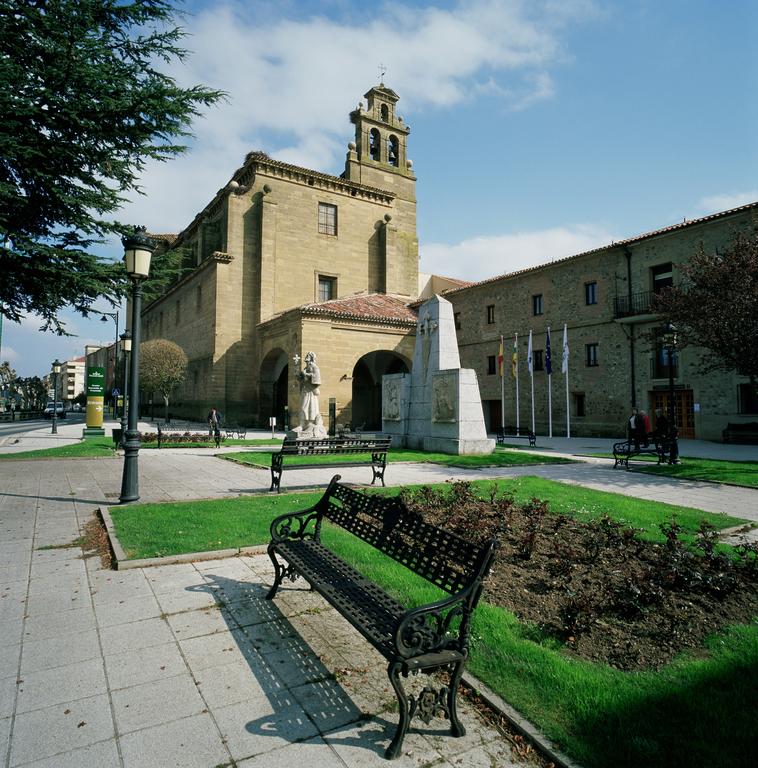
[2,449,757,766]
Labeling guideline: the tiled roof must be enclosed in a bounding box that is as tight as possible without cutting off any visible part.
[298,293,418,325]
[147,233,178,246]
[444,201,758,295]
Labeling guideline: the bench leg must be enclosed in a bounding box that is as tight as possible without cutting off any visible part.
[266,546,283,600]
[447,660,466,738]
[371,452,387,487]
[270,460,283,493]
[386,662,410,760]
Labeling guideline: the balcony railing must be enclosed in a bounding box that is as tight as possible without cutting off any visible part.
[613,290,656,318]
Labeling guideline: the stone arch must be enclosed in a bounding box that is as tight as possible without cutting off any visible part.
[259,348,288,429]
[351,350,410,431]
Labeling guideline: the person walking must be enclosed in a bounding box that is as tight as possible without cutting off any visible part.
[627,407,641,450]
[639,410,651,447]
[207,407,221,447]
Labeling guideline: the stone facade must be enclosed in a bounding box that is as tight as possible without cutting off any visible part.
[140,84,419,427]
[446,204,758,440]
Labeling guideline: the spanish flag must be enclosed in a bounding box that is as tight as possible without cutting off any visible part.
[498,336,504,377]
[511,336,518,379]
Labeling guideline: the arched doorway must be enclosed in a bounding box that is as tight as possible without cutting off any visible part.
[351,351,409,430]
[259,349,288,428]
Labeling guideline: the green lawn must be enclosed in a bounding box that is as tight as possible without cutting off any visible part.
[0,437,116,460]
[591,454,758,488]
[108,478,756,768]
[223,447,573,470]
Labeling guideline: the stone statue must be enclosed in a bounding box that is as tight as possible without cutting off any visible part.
[295,351,327,438]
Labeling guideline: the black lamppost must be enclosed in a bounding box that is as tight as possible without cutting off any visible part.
[662,321,679,464]
[97,310,119,418]
[51,359,61,434]
[119,228,154,504]
[119,330,131,444]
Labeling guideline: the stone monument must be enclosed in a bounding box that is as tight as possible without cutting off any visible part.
[382,295,494,454]
[289,351,327,439]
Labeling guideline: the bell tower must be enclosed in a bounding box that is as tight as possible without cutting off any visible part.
[344,83,416,198]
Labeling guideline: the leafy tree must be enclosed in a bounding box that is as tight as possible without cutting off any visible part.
[15,376,47,410]
[0,0,224,330]
[0,361,16,408]
[653,231,758,392]
[139,338,187,423]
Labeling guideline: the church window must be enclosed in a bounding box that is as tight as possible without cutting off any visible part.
[533,350,544,371]
[585,281,597,305]
[388,135,399,167]
[532,294,543,316]
[487,355,496,375]
[318,275,337,302]
[369,128,381,161]
[486,305,495,324]
[574,392,586,417]
[318,203,337,236]
[586,343,599,367]
[381,103,389,121]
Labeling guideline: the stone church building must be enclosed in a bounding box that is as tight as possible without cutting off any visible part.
[143,84,429,429]
[141,82,757,440]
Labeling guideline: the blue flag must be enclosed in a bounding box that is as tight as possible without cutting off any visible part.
[545,327,552,375]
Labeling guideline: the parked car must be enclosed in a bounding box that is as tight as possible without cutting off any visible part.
[43,402,66,419]
[72,403,83,413]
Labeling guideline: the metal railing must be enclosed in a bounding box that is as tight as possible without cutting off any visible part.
[613,290,656,318]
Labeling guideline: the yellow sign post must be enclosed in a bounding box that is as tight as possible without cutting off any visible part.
[84,366,106,436]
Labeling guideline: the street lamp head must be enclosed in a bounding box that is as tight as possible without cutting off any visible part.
[120,330,132,353]
[122,226,155,279]
[52,359,62,374]
[662,321,678,349]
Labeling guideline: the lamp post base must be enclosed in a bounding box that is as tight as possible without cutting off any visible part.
[119,429,141,504]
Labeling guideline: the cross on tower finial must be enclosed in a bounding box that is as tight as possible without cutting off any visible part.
[378,62,386,84]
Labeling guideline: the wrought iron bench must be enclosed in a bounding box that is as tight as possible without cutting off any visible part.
[722,422,758,444]
[266,476,499,760]
[269,436,392,493]
[222,422,247,440]
[612,434,670,469]
[495,427,536,447]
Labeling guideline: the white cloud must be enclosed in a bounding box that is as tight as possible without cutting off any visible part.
[121,0,595,232]
[697,191,758,215]
[420,223,616,281]
[2,346,18,362]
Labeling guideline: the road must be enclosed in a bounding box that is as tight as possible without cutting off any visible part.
[0,413,86,440]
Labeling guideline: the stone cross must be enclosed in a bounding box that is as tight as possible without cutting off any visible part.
[292,354,301,366]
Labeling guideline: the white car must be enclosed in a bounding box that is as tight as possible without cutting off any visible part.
[43,402,66,419]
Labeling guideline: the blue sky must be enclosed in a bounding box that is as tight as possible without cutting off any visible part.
[6,0,757,377]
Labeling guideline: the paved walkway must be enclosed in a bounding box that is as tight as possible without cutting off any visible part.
[2,440,757,766]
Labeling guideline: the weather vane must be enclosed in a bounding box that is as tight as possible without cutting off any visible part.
[378,62,386,83]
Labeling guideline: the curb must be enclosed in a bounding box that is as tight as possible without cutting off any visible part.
[461,671,585,768]
[97,505,268,570]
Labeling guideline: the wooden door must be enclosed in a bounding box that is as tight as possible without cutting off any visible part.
[650,390,695,438]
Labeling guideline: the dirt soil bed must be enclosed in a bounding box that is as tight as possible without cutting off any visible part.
[402,482,758,671]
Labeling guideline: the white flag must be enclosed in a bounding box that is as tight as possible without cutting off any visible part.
[561,323,569,374]
[527,330,533,375]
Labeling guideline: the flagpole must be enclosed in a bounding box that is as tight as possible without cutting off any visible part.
[515,332,520,436]
[547,326,553,439]
[562,323,570,439]
[528,330,535,435]
[500,335,505,434]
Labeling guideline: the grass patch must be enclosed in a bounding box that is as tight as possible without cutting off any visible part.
[107,478,755,767]
[0,437,116,460]
[589,454,758,488]
[223,447,573,470]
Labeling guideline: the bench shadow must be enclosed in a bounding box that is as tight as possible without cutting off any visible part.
[187,572,406,758]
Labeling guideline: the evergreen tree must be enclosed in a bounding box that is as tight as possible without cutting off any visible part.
[0,1,223,330]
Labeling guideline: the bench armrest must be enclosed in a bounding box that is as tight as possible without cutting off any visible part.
[393,590,472,659]
[269,506,321,544]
